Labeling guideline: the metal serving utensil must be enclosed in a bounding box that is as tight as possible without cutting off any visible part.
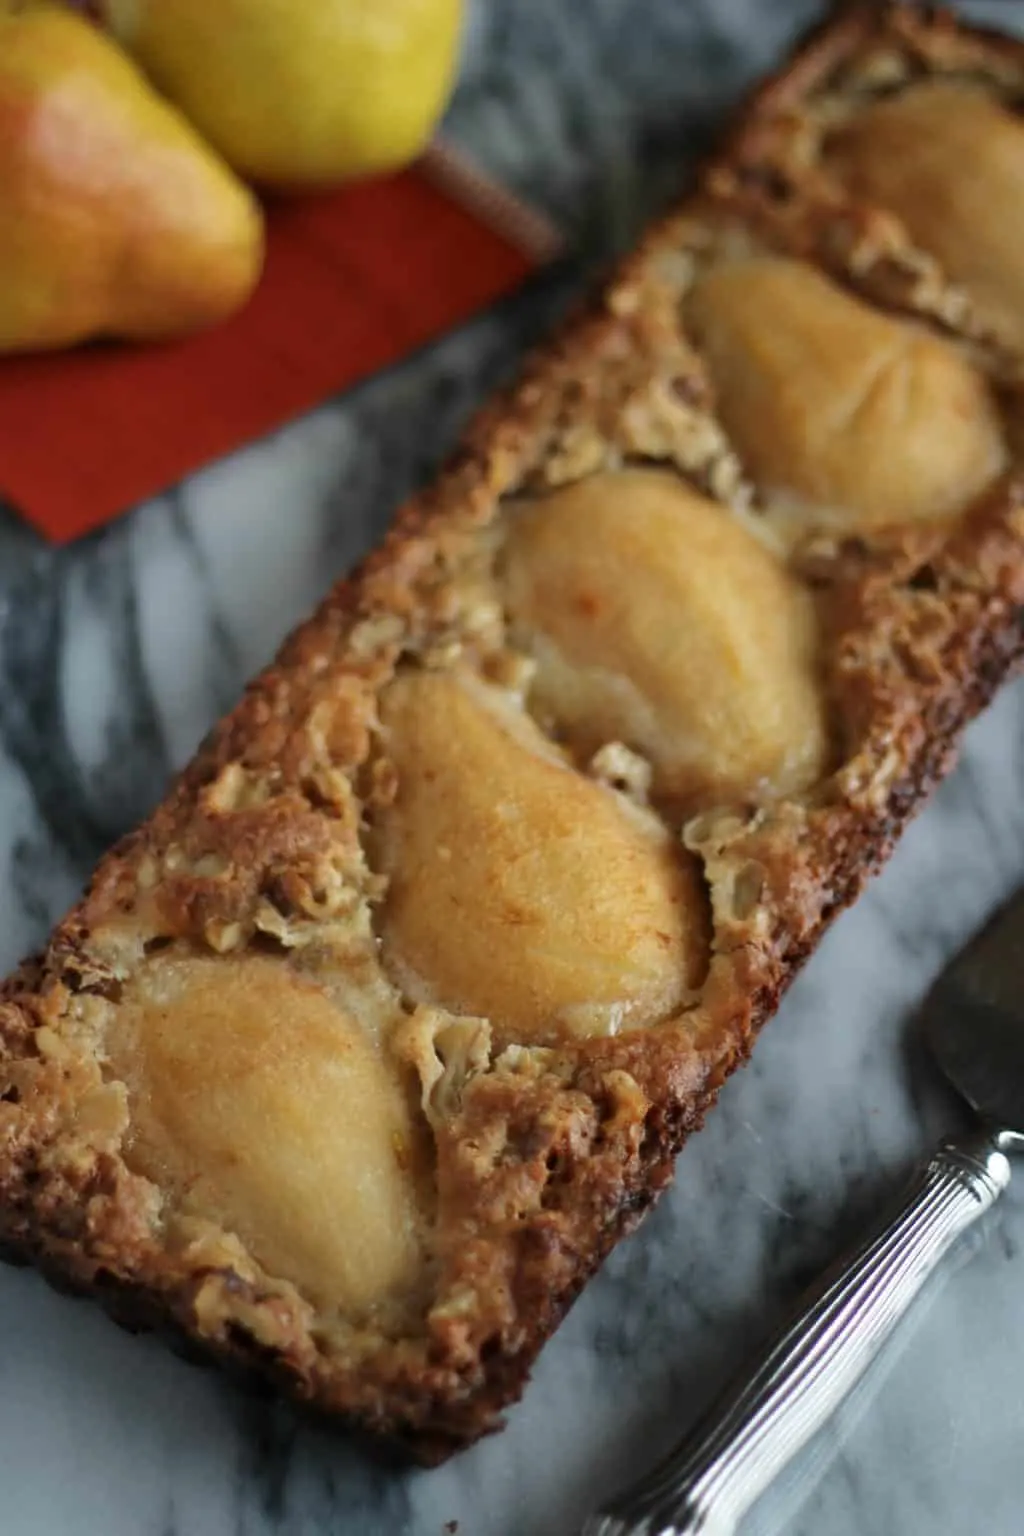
[582,885,1024,1536]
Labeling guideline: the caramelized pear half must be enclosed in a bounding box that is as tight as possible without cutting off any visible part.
[373,670,709,1044]
[500,470,826,810]
[829,81,1024,352]
[106,953,429,1321]
[686,255,1004,530]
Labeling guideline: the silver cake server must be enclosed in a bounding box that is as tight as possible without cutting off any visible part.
[582,884,1024,1536]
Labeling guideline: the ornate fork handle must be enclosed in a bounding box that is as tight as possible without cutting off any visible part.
[582,1128,1011,1536]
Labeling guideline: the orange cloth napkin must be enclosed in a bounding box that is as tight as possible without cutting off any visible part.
[0,148,560,543]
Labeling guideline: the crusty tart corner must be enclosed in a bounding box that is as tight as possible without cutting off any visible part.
[2,2,1024,1461]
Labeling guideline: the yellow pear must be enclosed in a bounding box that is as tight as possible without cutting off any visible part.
[99,0,465,187]
[107,952,429,1320]
[500,471,827,811]
[686,255,1004,530]
[372,670,709,1046]
[0,4,264,352]
[828,82,1024,353]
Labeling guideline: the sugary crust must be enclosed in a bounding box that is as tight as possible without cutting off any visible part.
[2,3,1024,1461]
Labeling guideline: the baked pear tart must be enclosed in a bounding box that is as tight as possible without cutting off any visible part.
[2,2,1023,1459]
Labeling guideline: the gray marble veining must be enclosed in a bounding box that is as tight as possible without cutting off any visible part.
[2,3,1024,1533]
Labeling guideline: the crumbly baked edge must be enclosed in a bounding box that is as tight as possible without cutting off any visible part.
[1,2,1023,1464]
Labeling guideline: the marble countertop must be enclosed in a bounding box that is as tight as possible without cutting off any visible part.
[3,3,1024,1533]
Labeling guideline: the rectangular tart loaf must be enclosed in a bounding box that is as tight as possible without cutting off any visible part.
[2,3,1024,1461]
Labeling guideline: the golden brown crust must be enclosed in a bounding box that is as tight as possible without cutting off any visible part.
[2,3,1024,1461]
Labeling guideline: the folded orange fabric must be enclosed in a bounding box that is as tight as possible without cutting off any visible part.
[0,151,558,543]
